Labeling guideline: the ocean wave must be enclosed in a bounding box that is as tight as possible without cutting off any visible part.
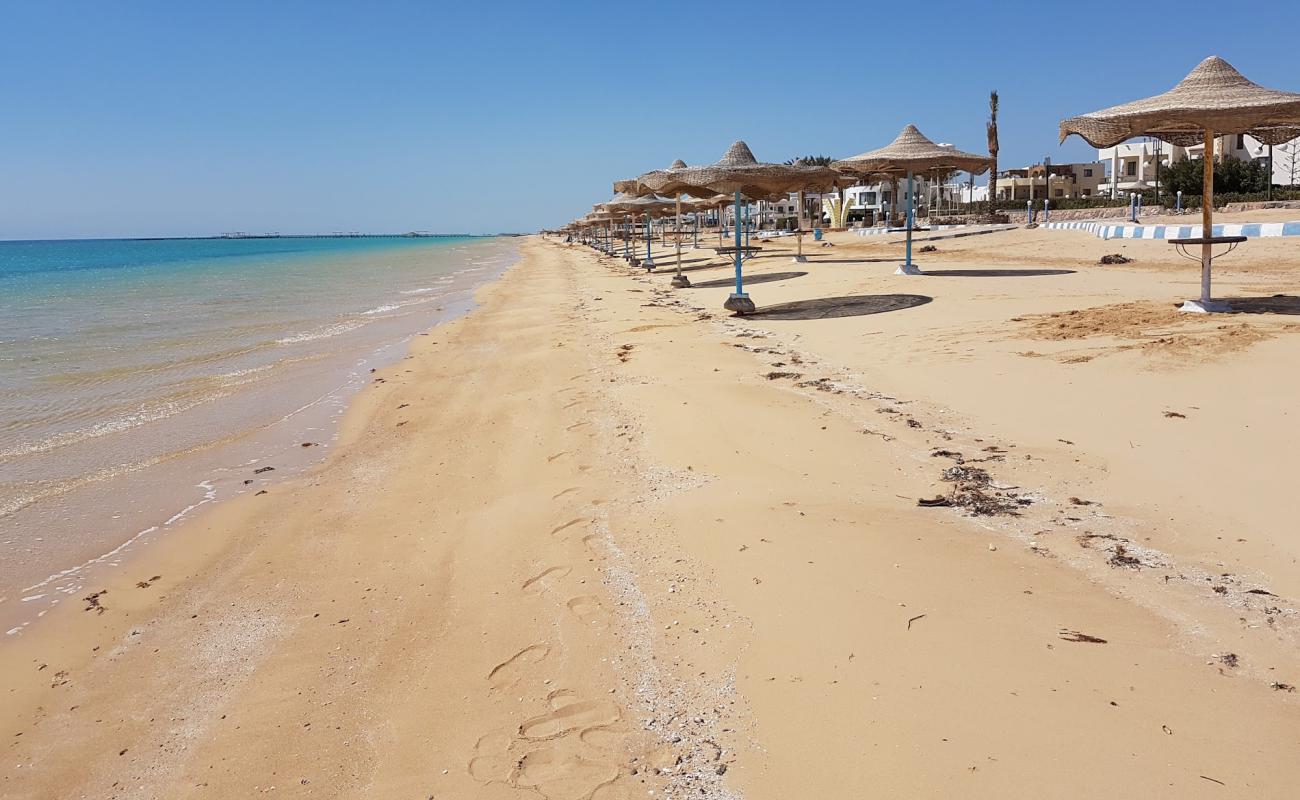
[0,393,228,461]
[276,320,367,345]
[361,303,401,316]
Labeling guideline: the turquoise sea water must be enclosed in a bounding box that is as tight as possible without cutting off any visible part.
[0,235,518,634]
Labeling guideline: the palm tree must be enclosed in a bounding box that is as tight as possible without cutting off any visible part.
[784,155,834,166]
[986,90,999,219]
[785,155,837,227]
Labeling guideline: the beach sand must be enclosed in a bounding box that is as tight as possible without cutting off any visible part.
[4,230,1299,798]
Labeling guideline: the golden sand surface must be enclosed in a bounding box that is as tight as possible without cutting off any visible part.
[3,231,1299,799]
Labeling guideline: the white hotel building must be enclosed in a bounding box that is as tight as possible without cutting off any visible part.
[1098,134,1300,196]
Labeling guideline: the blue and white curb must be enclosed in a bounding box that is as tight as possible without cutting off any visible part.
[854,224,981,237]
[1044,220,1300,240]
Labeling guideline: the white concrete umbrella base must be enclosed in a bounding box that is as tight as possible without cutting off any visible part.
[724,293,756,315]
[1179,298,1232,313]
[791,255,808,263]
[894,263,924,276]
[670,274,691,288]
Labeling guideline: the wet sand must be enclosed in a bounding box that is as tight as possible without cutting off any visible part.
[3,232,1299,798]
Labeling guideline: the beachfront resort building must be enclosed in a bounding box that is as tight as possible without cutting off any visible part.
[992,162,1107,201]
[1097,134,1300,196]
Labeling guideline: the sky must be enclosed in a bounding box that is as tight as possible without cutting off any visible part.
[4,0,1299,239]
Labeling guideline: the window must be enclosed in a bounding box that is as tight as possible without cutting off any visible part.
[1083,168,1093,177]
[1125,161,1137,176]
[1055,189,1064,197]
[1236,134,1245,149]
[1082,189,1091,196]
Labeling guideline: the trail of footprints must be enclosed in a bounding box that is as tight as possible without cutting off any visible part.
[472,516,634,799]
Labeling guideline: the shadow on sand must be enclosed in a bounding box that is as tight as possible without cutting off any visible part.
[797,257,899,264]
[1222,295,1300,315]
[750,294,933,321]
[689,271,808,289]
[921,268,1076,278]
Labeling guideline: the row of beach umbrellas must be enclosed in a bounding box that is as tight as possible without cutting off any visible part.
[562,56,1300,314]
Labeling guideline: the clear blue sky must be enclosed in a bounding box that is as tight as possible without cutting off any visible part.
[4,0,1298,239]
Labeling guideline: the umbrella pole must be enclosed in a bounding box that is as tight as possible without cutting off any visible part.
[1183,129,1230,312]
[671,197,689,287]
[794,189,806,263]
[644,213,654,269]
[723,189,755,314]
[896,170,922,275]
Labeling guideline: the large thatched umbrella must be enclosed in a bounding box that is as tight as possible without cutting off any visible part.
[833,124,989,275]
[617,159,710,286]
[1060,55,1300,311]
[659,141,838,313]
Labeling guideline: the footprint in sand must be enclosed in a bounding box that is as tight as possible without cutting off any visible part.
[551,488,580,501]
[514,746,620,800]
[487,644,550,689]
[468,731,514,782]
[579,725,634,752]
[519,691,621,740]
[522,566,571,594]
[549,517,587,536]
[565,596,611,630]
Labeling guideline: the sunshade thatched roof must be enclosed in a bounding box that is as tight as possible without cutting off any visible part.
[832,124,990,177]
[661,141,840,197]
[1059,56,1300,147]
[631,158,719,199]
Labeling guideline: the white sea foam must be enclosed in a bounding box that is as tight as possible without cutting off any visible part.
[361,303,401,315]
[0,394,226,461]
[276,320,366,345]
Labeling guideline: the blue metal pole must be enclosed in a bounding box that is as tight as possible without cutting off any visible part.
[1176,190,1182,212]
[733,190,744,295]
[905,171,914,269]
[645,213,653,265]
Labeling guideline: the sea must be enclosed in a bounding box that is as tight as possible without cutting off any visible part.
[0,235,519,635]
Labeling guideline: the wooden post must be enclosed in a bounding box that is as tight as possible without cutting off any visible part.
[1201,129,1214,304]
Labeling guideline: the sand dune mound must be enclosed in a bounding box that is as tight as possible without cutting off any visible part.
[1016,301,1275,361]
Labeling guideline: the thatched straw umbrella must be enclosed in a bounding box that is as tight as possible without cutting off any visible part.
[657,142,838,313]
[601,193,676,269]
[1060,55,1300,311]
[615,160,707,286]
[833,124,989,275]
[598,193,650,263]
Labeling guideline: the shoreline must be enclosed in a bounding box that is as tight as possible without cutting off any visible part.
[3,234,1297,798]
[1,239,519,639]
